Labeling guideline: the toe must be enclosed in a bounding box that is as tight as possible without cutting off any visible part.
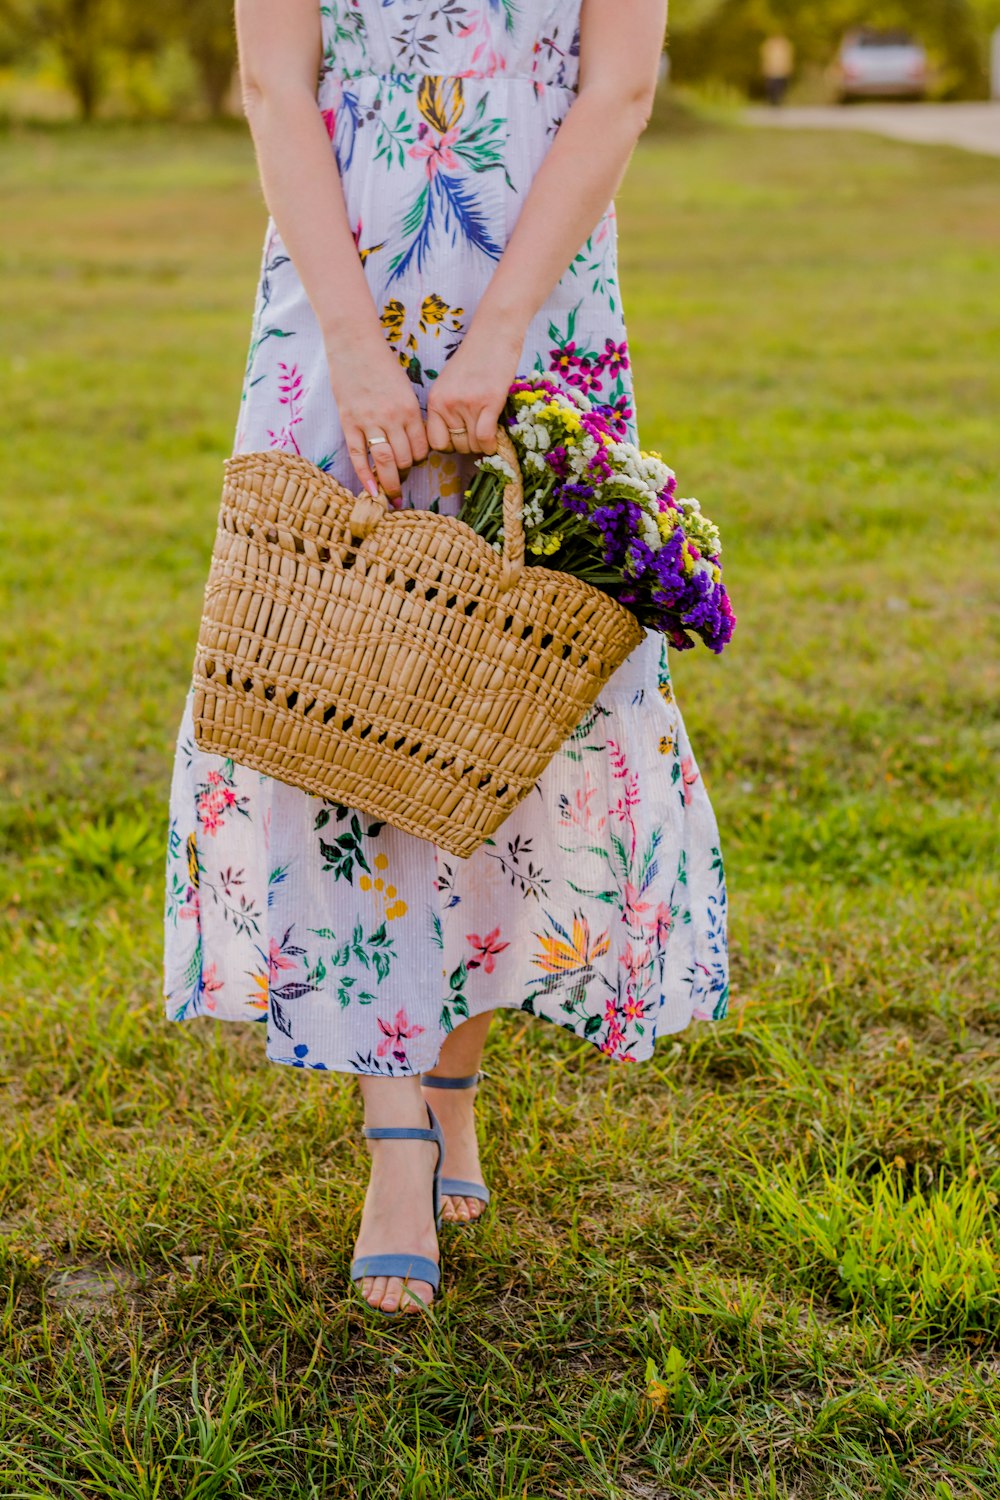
[380,1277,402,1314]
[365,1275,387,1307]
[464,1196,483,1219]
[400,1278,434,1314]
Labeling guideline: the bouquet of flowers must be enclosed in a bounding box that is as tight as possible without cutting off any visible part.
[460,377,735,653]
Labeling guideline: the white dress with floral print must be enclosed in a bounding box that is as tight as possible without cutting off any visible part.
[162,0,729,1074]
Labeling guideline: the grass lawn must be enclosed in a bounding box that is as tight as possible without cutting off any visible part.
[0,115,998,1498]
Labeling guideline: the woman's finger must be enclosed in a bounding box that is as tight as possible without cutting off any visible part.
[425,406,454,453]
[473,405,499,454]
[346,427,381,497]
[405,415,430,467]
[445,411,472,455]
[368,427,407,504]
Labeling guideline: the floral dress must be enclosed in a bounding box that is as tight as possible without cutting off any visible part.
[162,0,730,1074]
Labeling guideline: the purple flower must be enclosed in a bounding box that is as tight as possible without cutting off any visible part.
[549,343,583,377]
[566,361,603,395]
[595,337,630,376]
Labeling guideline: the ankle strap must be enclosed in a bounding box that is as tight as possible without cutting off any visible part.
[420,1071,480,1089]
[363,1124,438,1141]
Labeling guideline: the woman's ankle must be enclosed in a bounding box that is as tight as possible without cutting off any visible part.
[359,1072,431,1127]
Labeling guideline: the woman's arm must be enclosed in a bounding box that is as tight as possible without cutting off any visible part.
[426,0,668,456]
[235,0,428,499]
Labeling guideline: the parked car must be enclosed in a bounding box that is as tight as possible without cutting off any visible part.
[835,28,929,102]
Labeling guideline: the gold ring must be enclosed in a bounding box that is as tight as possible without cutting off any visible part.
[448,427,467,436]
[365,430,390,446]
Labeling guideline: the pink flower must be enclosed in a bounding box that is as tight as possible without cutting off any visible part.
[197,789,228,835]
[409,125,460,178]
[622,881,653,929]
[681,757,700,805]
[376,1007,426,1065]
[600,1020,626,1057]
[321,107,336,140]
[619,942,647,984]
[268,938,296,982]
[180,890,200,920]
[466,926,509,974]
[201,963,223,1012]
[623,994,644,1024]
[650,902,672,944]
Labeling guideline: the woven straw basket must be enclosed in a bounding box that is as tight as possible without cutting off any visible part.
[192,429,645,859]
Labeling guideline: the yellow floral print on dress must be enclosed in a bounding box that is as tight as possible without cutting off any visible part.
[360,852,408,922]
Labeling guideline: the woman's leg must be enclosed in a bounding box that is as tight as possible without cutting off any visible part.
[422,1008,495,1223]
[352,1074,441,1314]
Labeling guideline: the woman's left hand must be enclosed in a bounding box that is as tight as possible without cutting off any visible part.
[425,320,525,457]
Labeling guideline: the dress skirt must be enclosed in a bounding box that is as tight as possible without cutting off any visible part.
[161,0,730,1073]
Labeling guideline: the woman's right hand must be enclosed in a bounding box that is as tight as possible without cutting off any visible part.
[327,332,429,505]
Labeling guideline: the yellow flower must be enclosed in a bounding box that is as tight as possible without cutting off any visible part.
[428,449,464,498]
[374,853,389,870]
[534,915,610,974]
[385,899,408,921]
[712,564,721,582]
[419,292,463,333]
[417,74,464,134]
[359,874,372,891]
[248,972,269,1011]
[379,299,406,343]
[659,735,674,755]
[186,832,200,889]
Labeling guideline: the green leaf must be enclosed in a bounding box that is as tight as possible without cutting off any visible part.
[448,961,468,993]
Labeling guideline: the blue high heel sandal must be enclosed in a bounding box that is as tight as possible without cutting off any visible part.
[351,1101,445,1317]
[419,1071,491,1221]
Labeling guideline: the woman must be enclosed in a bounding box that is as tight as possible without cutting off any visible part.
[163,0,729,1317]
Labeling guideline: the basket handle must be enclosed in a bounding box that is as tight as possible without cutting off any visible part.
[347,426,526,591]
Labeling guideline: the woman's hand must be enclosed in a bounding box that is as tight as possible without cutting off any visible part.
[327,332,429,504]
[426,320,525,457]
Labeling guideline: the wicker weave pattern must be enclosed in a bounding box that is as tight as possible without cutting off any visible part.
[192,431,645,859]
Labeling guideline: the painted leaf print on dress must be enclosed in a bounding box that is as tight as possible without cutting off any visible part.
[162,0,730,1073]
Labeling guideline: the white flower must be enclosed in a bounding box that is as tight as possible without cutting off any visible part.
[479,455,518,482]
[639,514,661,548]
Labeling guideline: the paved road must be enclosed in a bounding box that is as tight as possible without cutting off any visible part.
[746,103,1000,159]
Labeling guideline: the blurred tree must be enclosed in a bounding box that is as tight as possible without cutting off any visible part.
[0,0,120,117]
[669,0,988,98]
[0,0,235,118]
[114,0,235,117]
[161,0,236,118]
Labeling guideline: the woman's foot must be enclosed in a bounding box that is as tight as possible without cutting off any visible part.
[420,1071,486,1223]
[352,1089,440,1314]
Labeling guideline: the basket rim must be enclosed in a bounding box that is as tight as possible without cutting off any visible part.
[221,448,646,641]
